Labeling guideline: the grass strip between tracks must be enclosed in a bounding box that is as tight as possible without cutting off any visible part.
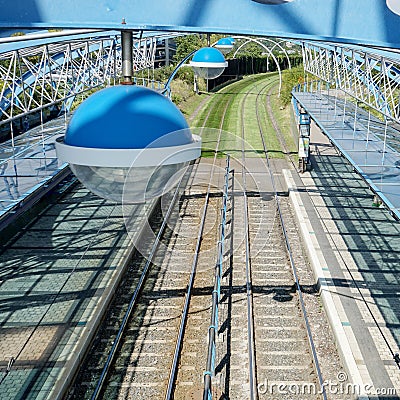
[191,73,296,159]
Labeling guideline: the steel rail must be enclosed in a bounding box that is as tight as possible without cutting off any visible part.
[256,80,328,400]
[196,80,249,399]
[239,80,259,400]
[166,83,233,400]
[90,176,185,400]
[84,74,221,400]
[164,169,213,400]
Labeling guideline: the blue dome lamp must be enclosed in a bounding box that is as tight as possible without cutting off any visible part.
[214,37,235,55]
[189,47,228,80]
[163,46,228,97]
[55,85,201,203]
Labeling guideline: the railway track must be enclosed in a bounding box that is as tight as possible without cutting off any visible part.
[67,80,238,399]
[0,73,351,400]
[209,76,325,399]
[67,73,330,400]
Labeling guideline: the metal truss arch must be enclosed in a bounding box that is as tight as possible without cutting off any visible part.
[231,36,282,95]
[258,38,292,70]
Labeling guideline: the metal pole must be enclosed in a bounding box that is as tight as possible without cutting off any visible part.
[121,30,133,84]
[382,118,388,165]
[0,29,101,44]
[165,38,170,67]
[203,156,230,400]
[366,110,371,150]
[365,110,371,167]
[353,101,358,148]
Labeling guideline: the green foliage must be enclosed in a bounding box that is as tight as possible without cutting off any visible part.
[280,65,306,106]
[234,42,264,59]
[170,79,192,104]
[10,31,25,37]
[174,34,205,62]
[0,59,11,70]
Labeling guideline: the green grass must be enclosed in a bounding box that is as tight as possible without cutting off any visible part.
[258,79,287,159]
[178,92,211,121]
[269,84,298,160]
[183,72,296,159]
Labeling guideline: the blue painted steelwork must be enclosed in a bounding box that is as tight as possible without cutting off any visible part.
[0,30,116,54]
[304,43,390,113]
[0,38,117,115]
[0,31,178,118]
[0,30,176,54]
[1,1,400,50]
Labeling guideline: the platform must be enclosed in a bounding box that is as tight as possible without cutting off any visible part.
[285,122,400,399]
[292,89,400,220]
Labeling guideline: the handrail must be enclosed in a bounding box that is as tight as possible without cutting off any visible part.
[203,154,230,400]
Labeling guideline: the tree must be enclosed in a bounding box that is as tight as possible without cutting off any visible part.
[234,41,263,59]
[174,34,205,62]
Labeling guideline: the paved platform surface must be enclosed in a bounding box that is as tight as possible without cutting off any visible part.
[292,90,400,220]
[0,183,154,399]
[285,121,400,399]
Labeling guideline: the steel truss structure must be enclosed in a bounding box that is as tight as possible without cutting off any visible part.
[302,42,400,123]
[0,31,175,128]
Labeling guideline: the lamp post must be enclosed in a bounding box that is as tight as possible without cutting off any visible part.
[55,85,202,203]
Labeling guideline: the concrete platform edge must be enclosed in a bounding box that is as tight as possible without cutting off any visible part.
[51,198,158,400]
[283,169,369,400]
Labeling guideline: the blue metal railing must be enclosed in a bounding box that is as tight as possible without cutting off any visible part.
[203,154,230,400]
